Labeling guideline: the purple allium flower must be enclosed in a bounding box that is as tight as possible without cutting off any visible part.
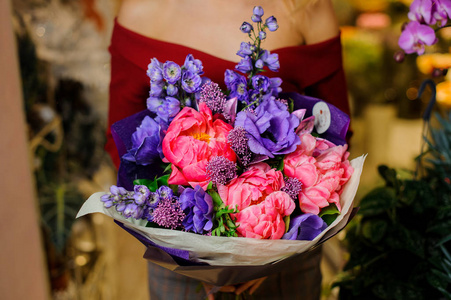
[147,58,163,82]
[163,61,182,84]
[122,116,165,165]
[227,126,252,166]
[237,42,254,58]
[134,185,151,205]
[259,31,267,40]
[182,71,202,93]
[183,54,204,75]
[282,214,328,241]
[206,156,237,185]
[179,185,214,234]
[235,98,301,158]
[281,177,303,200]
[152,198,185,229]
[261,50,280,72]
[199,82,226,114]
[229,75,249,103]
[236,56,253,74]
[253,6,264,17]
[240,22,253,33]
[265,16,279,31]
[398,21,437,55]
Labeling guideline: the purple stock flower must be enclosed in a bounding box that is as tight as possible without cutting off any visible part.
[236,56,253,73]
[147,96,180,122]
[408,0,435,24]
[133,185,151,205]
[261,50,280,72]
[235,98,301,158]
[122,116,165,165]
[182,70,202,93]
[229,74,249,103]
[163,61,182,84]
[398,21,437,55]
[183,54,204,75]
[240,22,253,33]
[147,58,163,82]
[251,75,270,93]
[282,214,328,241]
[179,185,214,234]
[265,16,279,31]
[253,6,264,17]
[237,42,254,58]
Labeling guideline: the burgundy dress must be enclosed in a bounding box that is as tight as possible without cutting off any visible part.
[106,19,350,300]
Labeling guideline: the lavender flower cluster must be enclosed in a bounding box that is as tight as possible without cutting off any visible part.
[398,0,451,56]
[101,184,214,233]
[147,55,205,123]
[225,6,282,107]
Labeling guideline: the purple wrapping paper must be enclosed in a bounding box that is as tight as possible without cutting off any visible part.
[115,208,359,286]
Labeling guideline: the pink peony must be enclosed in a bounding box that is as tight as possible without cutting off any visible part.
[217,162,285,211]
[162,103,236,189]
[235,191,295,239]
[283,133,354,215]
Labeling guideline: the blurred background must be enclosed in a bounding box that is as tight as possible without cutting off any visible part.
[1,0,450,299]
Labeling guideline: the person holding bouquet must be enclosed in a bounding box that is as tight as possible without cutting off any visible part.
[105,0,351,299]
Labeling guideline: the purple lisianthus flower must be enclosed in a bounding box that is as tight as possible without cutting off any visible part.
[236,56,253,73]
[235,98,301,158]
[259,31,267,40]
[432,0,451,27]
[122,116,165,165]
[229,74,249,103]
[240,22,253,33]
[261,50,280,72]
[182,70,202,93]
[183,54,204,75]
[282,214,328,241]
[179,185,214,234]
[163,61,182,84]
[398,21,437,55]
[147,58,164,82]
[237,42,254,58]
[265,16,279,31]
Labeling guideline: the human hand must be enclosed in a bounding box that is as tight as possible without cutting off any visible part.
[202,277,267,300]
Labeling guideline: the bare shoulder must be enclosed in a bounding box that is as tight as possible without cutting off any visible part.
[295,0,339,44]
[116,0,162,32]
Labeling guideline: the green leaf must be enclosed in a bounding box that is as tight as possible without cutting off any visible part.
[319,203,340,225]
[156,174,169,187]
[133,178,157,191]
[163,163,172,174]
[359,186,397,217]
[361,219,388,243]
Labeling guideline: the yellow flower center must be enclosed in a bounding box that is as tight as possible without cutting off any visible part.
[192,132,211,143]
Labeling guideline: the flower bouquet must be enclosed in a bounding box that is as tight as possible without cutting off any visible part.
[77,6,365,287]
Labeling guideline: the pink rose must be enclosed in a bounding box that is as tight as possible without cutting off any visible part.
[235,191,295,239]
[162,103,236,189]
[217,162,284,211]
[283,133,354,214]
